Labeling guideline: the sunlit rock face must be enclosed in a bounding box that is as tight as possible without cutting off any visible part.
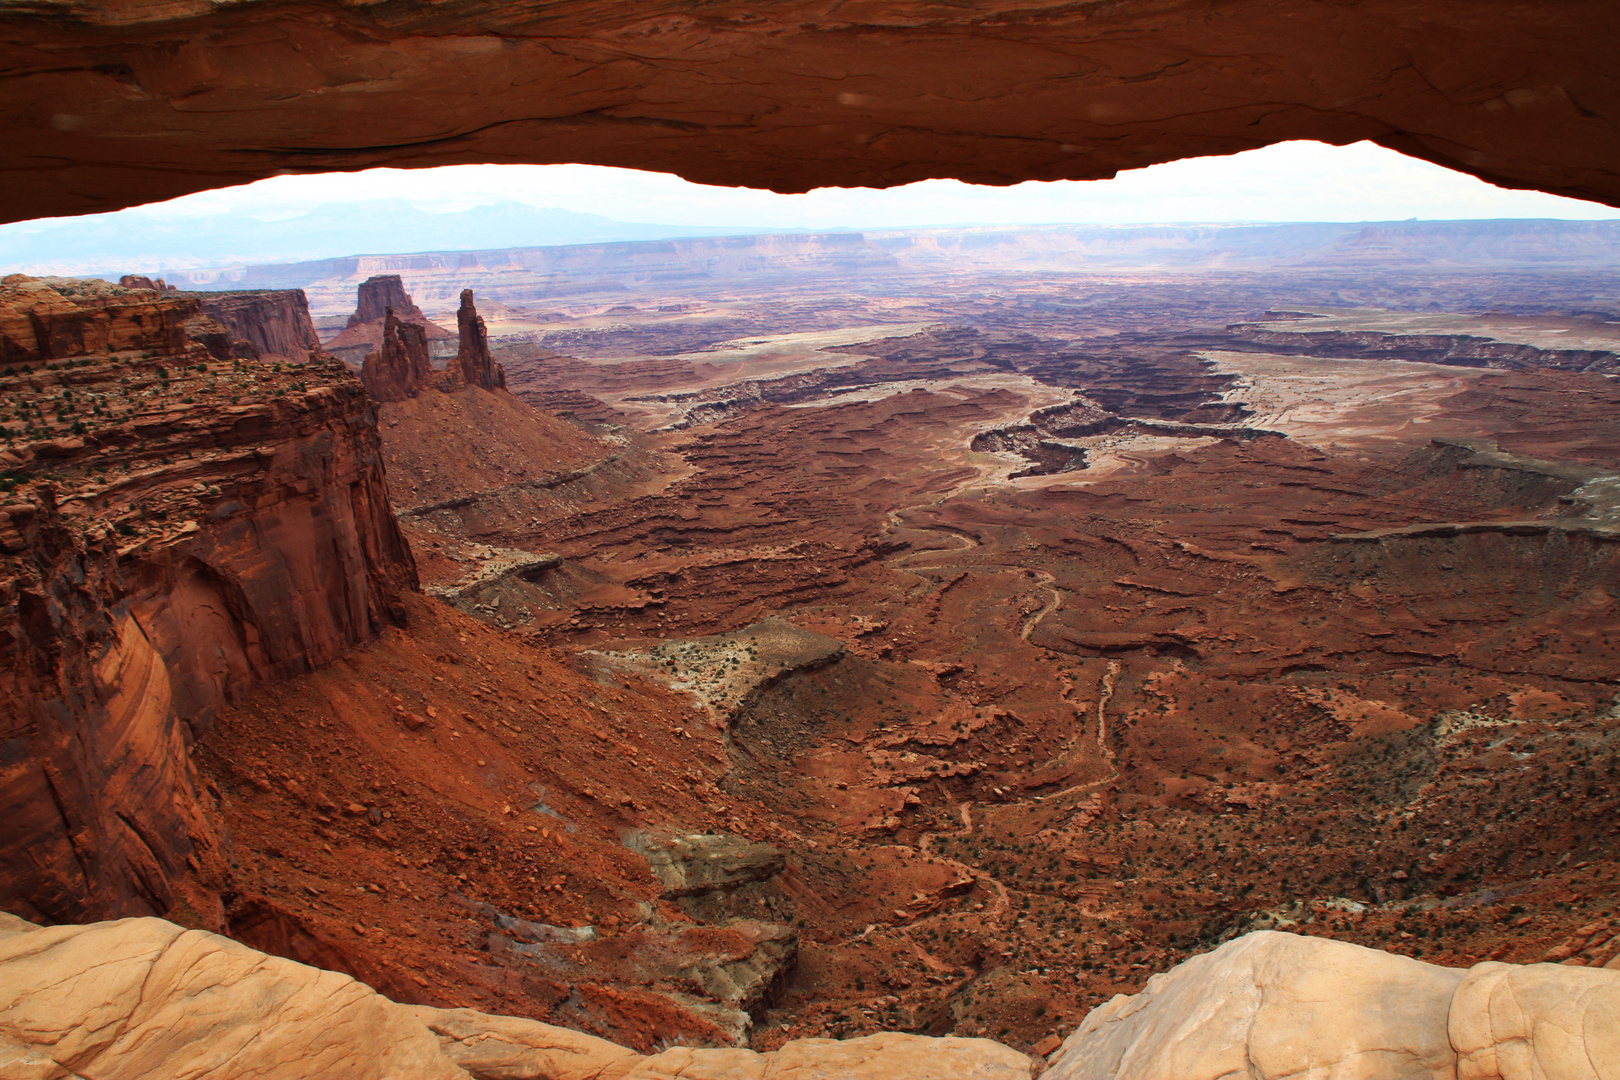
[2,1,1617,221]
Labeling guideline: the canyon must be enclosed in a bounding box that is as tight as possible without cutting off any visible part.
[4,247,1618,1077]
[4,0,1620,1070]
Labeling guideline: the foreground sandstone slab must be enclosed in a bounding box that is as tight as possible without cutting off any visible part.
[5,915,1615,1080]
[1045,930,1620,1080]
[0,914,1031,1080]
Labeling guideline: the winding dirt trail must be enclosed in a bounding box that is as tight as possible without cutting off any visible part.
[1018,571,1062,641]
[1031,660,1120,805]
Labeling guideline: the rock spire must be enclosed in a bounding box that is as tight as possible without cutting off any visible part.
[359,307,435,402]
[447,288,506,392]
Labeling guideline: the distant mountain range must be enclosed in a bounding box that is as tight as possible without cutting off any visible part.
[8,215,1620,314]
[868,219,1620,269]
[108,219,1620,318]
[0,200,790,276]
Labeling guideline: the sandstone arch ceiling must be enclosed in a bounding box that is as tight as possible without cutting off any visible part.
[1,0,1615,226]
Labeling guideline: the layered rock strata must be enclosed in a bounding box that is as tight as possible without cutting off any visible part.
[0,274,193,366]
[0,276,416,924]
[192,289,323,363]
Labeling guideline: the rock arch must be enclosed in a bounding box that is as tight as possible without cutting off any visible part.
[2,0,1616,222]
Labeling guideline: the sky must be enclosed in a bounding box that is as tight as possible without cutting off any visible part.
[3,140,1615,274]
[124,140,1615,226]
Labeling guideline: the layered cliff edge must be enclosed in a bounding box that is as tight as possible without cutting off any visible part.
[2,915,1613,1080]
[0,275,416,924]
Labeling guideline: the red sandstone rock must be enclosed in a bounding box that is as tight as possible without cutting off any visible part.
[0,278,417,925]
[348,275,430,331]
[117,275,174,292]
[194,290,322,363]
[0,2,1615,221]
[361,308,436,402]
[445,290,505,393]
[0,276,193,366]
[327,276,454,371]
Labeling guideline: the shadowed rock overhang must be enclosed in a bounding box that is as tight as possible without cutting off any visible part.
[2,0,1617,223]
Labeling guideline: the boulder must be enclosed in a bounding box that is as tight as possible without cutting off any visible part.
[1450,960,1620,1080]
[642,834,788,898]
[1045,930,1620,1080]
[0,914,464,1080]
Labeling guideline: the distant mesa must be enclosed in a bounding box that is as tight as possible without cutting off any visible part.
[116,274,176,293]
[324,274,455,369]
[152,221,1620,319]
[347,273,433,330]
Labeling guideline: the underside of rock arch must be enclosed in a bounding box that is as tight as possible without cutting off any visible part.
[1,0,1616,224]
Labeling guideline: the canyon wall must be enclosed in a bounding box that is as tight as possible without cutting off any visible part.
[0,275,193,365]
[0,277,416,924]
[0,1,1617,221]
[192,290,322,362]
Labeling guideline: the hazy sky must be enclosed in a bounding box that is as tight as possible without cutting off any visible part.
[5,140,1615,276]
[63,140,1618,229]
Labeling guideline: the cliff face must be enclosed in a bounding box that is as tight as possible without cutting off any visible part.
[193,289,322,362]
[0,277,416,924]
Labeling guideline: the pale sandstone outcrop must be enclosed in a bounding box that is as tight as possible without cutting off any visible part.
[0,914,1032,1080]
[0,914,464,1080]
[1045,930,1620,1080]
[6,915,1614,1080]
[1450,961,1620,1080]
